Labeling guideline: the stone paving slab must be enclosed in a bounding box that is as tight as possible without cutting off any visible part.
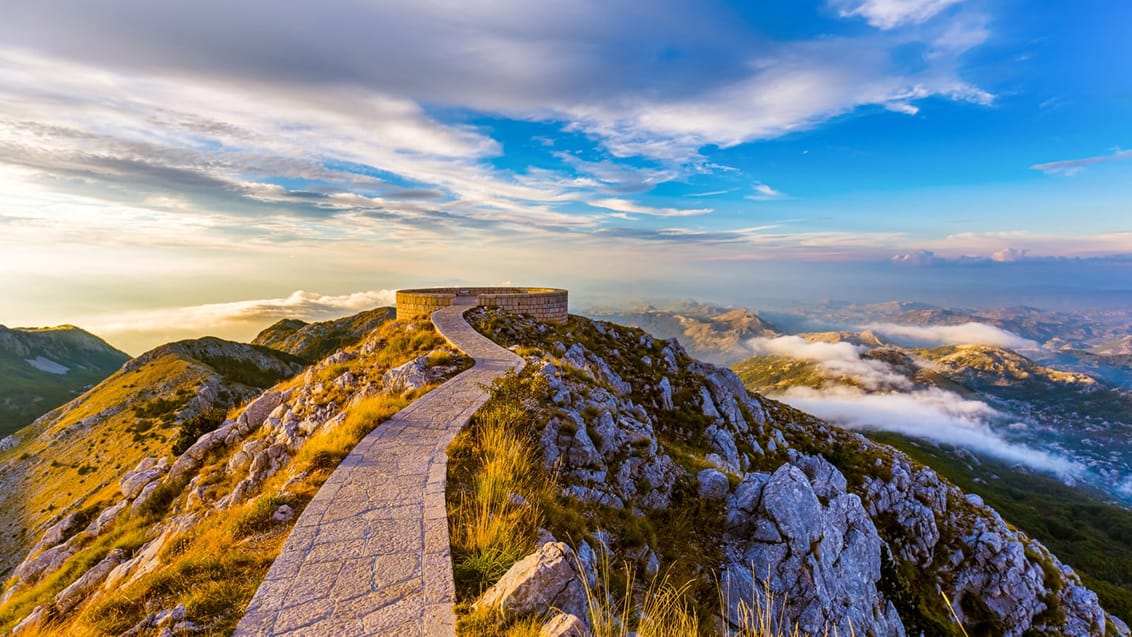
[235,301,523,636]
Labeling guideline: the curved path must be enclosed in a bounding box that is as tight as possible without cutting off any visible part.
[236,299,524,636]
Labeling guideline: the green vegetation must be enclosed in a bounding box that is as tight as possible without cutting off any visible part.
[868,431,1132,624]
[251,307,395,361]
[0,325,129,437]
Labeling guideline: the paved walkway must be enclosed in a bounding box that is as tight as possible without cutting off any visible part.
[236,300,524,636]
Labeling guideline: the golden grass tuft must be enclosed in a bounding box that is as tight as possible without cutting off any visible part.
[449,373,553,602]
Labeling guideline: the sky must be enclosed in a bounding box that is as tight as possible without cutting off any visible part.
[1,0,1130,352]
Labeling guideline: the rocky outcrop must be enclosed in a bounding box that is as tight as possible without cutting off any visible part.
[467,308,1127,636]
[721,461,903,636]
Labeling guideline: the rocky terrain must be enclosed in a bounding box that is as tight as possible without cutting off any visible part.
[0,304,1127,635]
[0,325,129,438]
[0,312,467,635]
[458,309,1129,636]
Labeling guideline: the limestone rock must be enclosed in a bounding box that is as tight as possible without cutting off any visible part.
[272,504,294,522]
[120,456,169,499]
[54,548,128,612]
[383,356,429,393]
[28,510,84,556]
[475,541,588,620]
[697,468,730,501]
[12,541,77,586]
[539,612,590,637]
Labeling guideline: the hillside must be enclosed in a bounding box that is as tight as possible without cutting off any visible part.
[0,337,306,580]
[0,307,1127,636]
[451,309,1126,635]
[0,312,468,635]
[0,326,130,438]
[250,307,394,362]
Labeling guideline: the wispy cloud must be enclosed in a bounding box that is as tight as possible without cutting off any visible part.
[747,183,787,201]
[830,0,964,30]
[588,198,712,217]
[1030,148,1132,176]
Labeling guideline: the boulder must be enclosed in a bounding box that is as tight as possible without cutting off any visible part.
[54,548,128,612]
[475,542,588,620]
[120,457,169,499]
[539,612,589,637]
[697,468,730,501]
[382,357,430,393]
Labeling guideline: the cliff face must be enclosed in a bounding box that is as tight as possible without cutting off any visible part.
[466,308,1128,636]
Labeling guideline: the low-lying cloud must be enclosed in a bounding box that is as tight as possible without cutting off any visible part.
[866,322,1039,350]
[747,332,1083,478]
[84,289,395,354]
[779,385,1084,478]
[746,335,911,390]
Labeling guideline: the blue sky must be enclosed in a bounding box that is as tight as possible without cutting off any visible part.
[0,0,1129,351]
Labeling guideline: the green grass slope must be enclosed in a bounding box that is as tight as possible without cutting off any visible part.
[0,337,304,579]
[251,307,394,361]
[0,326,130,438]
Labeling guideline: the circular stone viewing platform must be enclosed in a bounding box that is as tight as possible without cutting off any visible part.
[396,286,568,324]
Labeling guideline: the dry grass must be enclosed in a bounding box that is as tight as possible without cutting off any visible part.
[0,319,459,636]
[292,393,410,475]
[449,373,553,601]
[578,543,699,637]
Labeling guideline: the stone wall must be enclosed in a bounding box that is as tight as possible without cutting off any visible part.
[396,287,568,323]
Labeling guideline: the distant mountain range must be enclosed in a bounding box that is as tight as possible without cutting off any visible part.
[0,325,130,438]
[584,302,777,364]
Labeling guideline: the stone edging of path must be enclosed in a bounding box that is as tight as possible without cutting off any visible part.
[235,301,524,636]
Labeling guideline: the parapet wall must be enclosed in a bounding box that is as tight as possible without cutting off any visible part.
[396,287,568,323]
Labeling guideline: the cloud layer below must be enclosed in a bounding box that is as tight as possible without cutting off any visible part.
[747,332,1082,478]
[865,322,1040,350]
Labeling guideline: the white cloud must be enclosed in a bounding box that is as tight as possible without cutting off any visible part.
[748,183,787,201]
[865,322,1040,350]
[778,384,1084,478]
[83,290,395,353]
[588,198,712,217]
[990,247,1028,262]
[1030,148,1132,176]
[831,0,964,29]
[745,335,912,390]
[890,249,941,265]
[572,37,992,160]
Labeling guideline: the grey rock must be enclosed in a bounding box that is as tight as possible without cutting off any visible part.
[540,612,590,637]
[475,542,588,620]
[12,541,76,586]
[657,377,674,411]
[382,356,429,393]
[120,456,169,499]
[54,548,129,612]
[697,468,730,501]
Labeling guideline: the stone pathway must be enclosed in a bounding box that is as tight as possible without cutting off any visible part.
[235,300,524,636]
